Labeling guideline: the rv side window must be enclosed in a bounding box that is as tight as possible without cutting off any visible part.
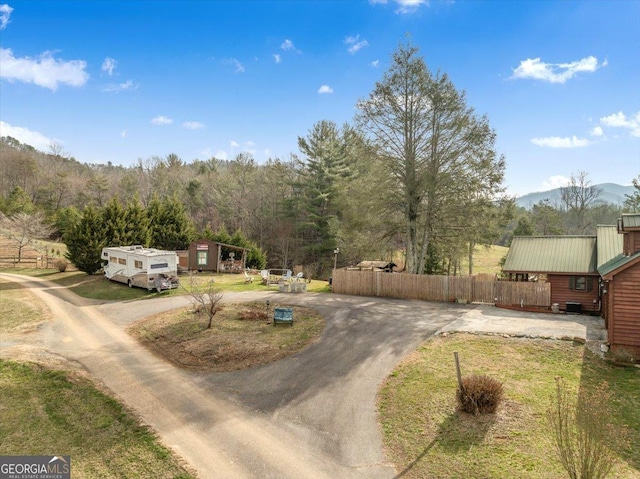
[110,256,118,263]
[134,260,143,269]
[118,258,127,265]
[150,263,168,269]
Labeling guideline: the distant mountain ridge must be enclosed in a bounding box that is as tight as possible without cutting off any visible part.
[515,183,634,209]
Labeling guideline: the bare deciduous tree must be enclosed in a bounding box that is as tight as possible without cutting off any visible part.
[184,273,223,329]
[547,378,626,479]
[560,171,602,234]
[0,211,54,261]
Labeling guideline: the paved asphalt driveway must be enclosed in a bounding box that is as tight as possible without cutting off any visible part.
[0,274,607,478]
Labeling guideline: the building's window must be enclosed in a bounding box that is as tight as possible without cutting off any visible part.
[197,251,208,266]
[569,276,592,291]
[134,260,143,269]
[118,258,126,265]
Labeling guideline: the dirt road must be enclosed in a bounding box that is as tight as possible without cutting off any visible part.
[1,274,459,478]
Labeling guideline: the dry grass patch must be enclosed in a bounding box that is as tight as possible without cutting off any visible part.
[0,277,51,333]
[128,302,325,372]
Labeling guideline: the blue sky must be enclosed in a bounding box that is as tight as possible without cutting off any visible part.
[1,0,638,196]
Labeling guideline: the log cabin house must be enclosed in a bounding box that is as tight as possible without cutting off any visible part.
[598,214,640,358]
[504,214,640,359]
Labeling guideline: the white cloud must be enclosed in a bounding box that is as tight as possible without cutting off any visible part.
[273,53,281,63]
[281,39,295,51]
[0,3,13,30]
[225,58,244,73]
[215,150,228,160]
[0,120,56,151]
[369,0,428,13]
[590,126,603,137]
[530,136,591,148]
[150,115,173,125]
[101,57,116,76]
[230,140,239,148]
[318,85,333,94]
[600,111,640,138]
[264,148,271,158]
[0,47,89,90]
[344,34,369,54]
[102,79,137,92]
[542,175,570,190]
[371,59,380,67]
[511,56,606,84]
[182,121,204,130]
[394,0,428,14]
[120,130,127,138]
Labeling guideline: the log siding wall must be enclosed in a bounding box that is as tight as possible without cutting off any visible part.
[623,231,640,256]
[608,264,640,358]
[547,274,600,313]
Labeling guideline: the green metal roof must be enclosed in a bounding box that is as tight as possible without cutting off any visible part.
[598,251,640,278]
[503,236,597,274]
[596,225,623,268]
[621,213,640,229]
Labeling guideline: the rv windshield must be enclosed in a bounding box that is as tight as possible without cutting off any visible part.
[150,263,169,269]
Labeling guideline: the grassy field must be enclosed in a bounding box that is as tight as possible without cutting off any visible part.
[459,244,508,276]
[128,302,325,371]
[0,268,332,300]
[0,360,195,478]
[378,334,640,479]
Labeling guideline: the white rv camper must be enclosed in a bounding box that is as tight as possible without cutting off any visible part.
[101,245,179,292]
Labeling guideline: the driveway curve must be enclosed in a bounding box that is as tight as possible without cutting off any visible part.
[0,273,605,478]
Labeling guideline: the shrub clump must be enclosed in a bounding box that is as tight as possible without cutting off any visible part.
[609,347,636,365]
[456,374,504,415]
[53,258,68,272]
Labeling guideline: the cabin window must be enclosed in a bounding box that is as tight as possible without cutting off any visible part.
[569,276,592,291]
[197,251,208,266]
[150,263,168,269]
[110,256,117,263]
[134,260,143,269]
[118,258,127,265]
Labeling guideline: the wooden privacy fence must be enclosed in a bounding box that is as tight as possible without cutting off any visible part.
[331,269,551,307]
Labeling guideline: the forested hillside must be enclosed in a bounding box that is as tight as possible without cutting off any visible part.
[1,42,638,278]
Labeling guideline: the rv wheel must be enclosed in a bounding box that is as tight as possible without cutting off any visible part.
[128,280,133,288]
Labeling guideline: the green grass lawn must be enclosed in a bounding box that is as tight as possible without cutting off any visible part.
[0,268,332,301]
[378,334,640,479]
[0,360,195,479]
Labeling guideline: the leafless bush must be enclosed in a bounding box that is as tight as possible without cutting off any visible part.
[53,258,68,272]
[547,377,626,479]
[609,347,636,365]
[456,374,504,415]
[184,273,223,329]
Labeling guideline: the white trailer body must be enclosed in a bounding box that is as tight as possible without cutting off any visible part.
[101,245,179,291]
